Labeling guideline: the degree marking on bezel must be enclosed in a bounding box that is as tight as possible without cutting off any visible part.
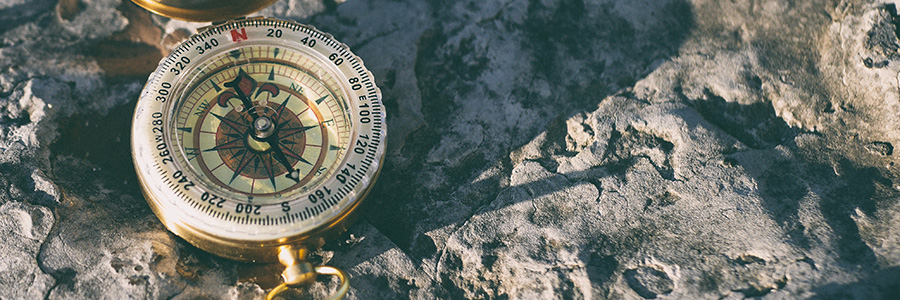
[135,18,385,238]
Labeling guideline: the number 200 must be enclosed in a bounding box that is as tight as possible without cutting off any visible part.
[236,203,260,215]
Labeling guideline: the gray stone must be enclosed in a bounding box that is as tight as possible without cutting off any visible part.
[2,0,900,299]
[0,201,55,299]
[624,265,674,299]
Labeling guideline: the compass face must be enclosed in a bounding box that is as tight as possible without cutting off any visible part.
[131,18,385,261]
[173,47,350,198]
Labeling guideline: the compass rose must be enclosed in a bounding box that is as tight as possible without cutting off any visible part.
[205,69,319,190]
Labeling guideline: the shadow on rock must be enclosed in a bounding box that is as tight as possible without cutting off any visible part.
[810,266,900,299]
[755,154,889,265]
[738,117,890,267]
[50,101,142,202]
[365,0,696,262]
[0,0,55,37]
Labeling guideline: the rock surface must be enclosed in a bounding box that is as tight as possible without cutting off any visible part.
[2,0,900,299]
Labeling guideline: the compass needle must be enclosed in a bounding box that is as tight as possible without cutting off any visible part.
[131,15,384,299]
[280,146,311,165]
[215,91,238,108]
[256,82,279,98]
[262,154,277,189]
[223,69,259,117]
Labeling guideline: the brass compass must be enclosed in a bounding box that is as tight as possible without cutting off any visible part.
[130,1,385,298]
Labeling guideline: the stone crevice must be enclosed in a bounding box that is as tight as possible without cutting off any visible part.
[4,0,900,298]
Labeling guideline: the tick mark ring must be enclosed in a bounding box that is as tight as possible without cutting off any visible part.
[131,18,386,263]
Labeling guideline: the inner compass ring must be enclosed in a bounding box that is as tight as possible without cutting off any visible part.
[167,44,355,200]
[189,69,331,196]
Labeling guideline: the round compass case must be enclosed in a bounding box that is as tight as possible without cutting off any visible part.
[130,1,385,297]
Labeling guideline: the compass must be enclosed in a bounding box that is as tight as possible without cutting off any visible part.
[130,2,385,298]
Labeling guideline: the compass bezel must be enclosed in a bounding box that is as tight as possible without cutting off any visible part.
[131,18,385,262]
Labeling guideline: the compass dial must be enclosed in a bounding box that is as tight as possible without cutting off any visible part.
[132,18,385,262]
[173,47,350,198]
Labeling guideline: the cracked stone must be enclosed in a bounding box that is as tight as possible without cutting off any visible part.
[4,0,900,298]
[0,201,55,299]
[624,265,674,299]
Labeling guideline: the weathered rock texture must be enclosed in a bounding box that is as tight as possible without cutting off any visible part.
[2,0,899,299]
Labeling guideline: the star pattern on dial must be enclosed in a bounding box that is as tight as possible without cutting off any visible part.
[205,69,320,190]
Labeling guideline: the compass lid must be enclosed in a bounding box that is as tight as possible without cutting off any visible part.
[131,0,278,22]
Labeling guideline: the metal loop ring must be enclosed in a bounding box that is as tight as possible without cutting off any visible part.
[266,265,349,300]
